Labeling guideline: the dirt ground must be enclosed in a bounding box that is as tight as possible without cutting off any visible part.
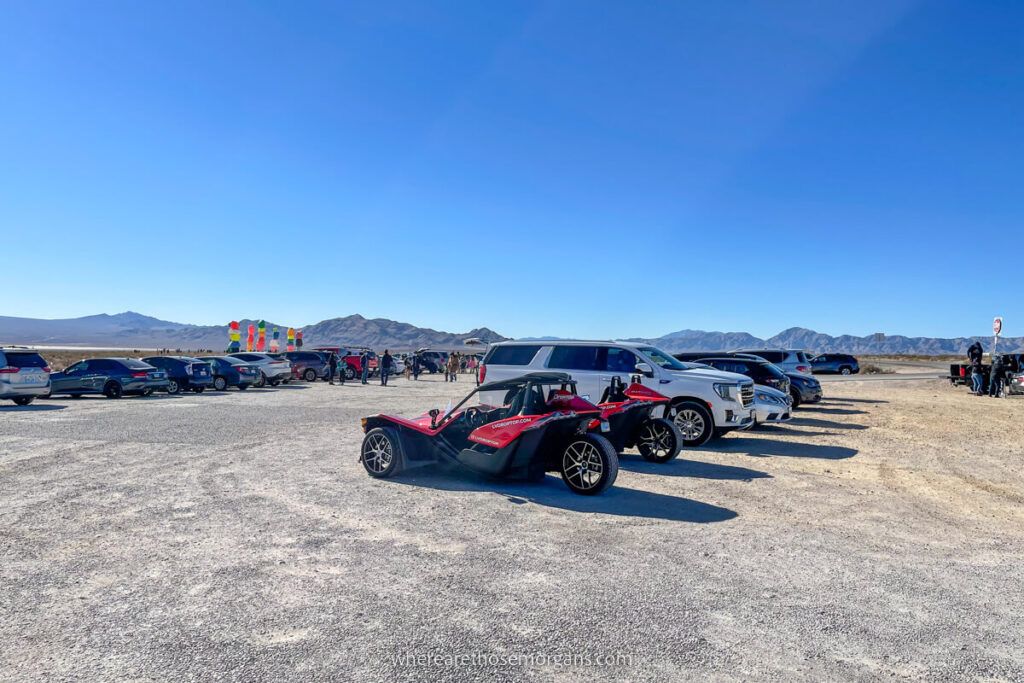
[1,375,1022,681]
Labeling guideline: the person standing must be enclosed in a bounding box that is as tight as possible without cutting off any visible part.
[327,352,338,385]
[380,350,393,386]
[989,353,1005,398]
[971,362,985,396]
[360,350,370,384]
[448,352,460,382]
[412,352,420,380]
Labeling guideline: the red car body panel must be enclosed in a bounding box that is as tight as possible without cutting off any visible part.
[468,414,549,448]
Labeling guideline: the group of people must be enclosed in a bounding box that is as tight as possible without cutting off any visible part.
[326,350,394,386]
[967,341,1006,397]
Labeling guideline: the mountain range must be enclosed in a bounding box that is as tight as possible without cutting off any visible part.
[0,312,1019,355]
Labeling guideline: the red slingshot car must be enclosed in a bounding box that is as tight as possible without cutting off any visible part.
[360,372,620,495]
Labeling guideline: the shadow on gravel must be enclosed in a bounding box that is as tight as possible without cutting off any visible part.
[798,406,867,415]
[0,403,66,412]
[395,471,737,523]
[787,417,868,431]
[822,397,888,404]
[718,437,857,460]
[619,458,771,482]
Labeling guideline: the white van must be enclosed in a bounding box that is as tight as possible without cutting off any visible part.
[480,341,755,446]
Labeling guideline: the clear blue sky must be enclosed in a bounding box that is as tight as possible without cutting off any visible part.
[1,1,1020,340]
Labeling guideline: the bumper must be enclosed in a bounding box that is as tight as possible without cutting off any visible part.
[0,383,51,399]
[755,404,793,424]
[185,376,214,388]
[713,403,756,432]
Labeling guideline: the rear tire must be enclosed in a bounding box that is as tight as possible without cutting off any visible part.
[361,427,404,478]
[636,417,682,463]
[255,372,267,388]
[270,379,280,387]
[166,379,181,395]
[789,390,802,408]
[344,366,356,381]
[192,387,205,394]
[13,396,34,406]
[840,366,852,376]
[213,376,228,391]
[303,368,317,382]
[670,401,714,447]
[559,434,618,495]
[103,381,123,399]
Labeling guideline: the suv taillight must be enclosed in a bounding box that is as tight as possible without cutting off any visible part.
[478,363,486,383]
[0,366,19,374]
[43,366,51,373]
[796,365,810,374]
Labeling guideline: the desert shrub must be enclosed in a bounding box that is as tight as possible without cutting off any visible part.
[860,363,895,375]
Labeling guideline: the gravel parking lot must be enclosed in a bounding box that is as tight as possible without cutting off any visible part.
[2,375,1022,681]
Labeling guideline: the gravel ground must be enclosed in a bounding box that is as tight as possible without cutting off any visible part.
[2,375,1022,681]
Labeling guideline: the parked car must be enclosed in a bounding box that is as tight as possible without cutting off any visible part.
[751,385,793,425]
[141,356,214,394]
[810,353,860,375]
[360,372,619,495]
[0,348,51,405]
[228,352,292,387]
[416,350,448,374]
[735,349,814,375]
[686,356,791,394]
[480,340,755,447]
[197,356,260,390]
[786,371,823,407]
[281,351,330,382]
[390,355,406,376]
[48,358,168,399]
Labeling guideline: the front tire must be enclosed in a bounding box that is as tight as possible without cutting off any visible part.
[344,366,356,381]
[671,401,714,447]
[13,396,34,406]
[303,368,317,382]
[103,381,123,399]
[255,372,267,388]
[789,390,802,409]
[361,427,404,478]
[166,379,181,395]
[636,417,682,463]
[559,434,618,495]
[213,376,228,391]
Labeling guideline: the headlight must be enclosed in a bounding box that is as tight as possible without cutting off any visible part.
[714,383,740,401]
[756,392,785,405]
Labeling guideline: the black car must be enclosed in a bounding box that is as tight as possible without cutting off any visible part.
[810,353,860,375]
[694,357,791,394]
[786,372,822,407]
[197,356,260,391]
[141,356,215,394]
[48,358,169,399]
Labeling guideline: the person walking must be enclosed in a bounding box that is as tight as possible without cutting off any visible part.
[989,353,1005,398]
[380,350,393,386]
[971,362,985,396]
[327,352,338,385]
[360,350,370,384]
[448,352,460,382]
[412,352,420,380]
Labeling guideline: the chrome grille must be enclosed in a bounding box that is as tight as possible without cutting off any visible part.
[740,383,754,407]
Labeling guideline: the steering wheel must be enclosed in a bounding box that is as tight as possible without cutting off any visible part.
[464,406,484,429]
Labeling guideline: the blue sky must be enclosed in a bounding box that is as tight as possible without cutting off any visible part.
[1,1,1021,340]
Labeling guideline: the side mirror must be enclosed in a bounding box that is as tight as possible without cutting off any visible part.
[635,362,654,378]
[428,408,440,428]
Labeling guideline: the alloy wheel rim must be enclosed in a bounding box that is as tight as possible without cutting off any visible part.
[639,422,673,457]
[674,409,704,441]
[168,380,178,393]
[363,433,393,473]
[562,441,604,490]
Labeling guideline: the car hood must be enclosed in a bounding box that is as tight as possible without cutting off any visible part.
[754,384,788,399]
[667,368,752,384]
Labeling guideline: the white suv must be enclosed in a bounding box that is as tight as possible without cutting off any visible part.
[480,341,755,446]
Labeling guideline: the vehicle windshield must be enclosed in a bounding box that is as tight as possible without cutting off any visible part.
[637,346,689,371]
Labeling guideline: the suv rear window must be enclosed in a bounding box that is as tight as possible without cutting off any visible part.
[3,352,48,368]
[548,346,601,371]
[748,350,784,363]
[485,345,541,366]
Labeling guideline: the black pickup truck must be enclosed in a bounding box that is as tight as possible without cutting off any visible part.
[950,353,1024,394]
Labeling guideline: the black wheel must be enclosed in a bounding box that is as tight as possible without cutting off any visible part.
[192,387,205,394]
[166,379,181,395]
[213,376,228,391]
[670,401,714,447]
[789,390,802,409]
[255,372,267,388]
[270,379,280,387]
[839,366,852,376]
[12,396,34,406]
[559,434,619,495]
[238,384,249,391]
[103,381,123,399]
[636,417,682,463]
[303,368,317,382]
[141,388,154,397]
[344,366,356,381]
[361,427,403,478]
